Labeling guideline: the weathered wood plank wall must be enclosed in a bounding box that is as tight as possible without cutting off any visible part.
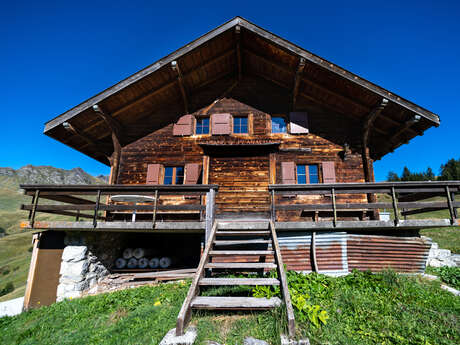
[117,78,367,218]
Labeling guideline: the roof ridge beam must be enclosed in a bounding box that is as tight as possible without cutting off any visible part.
[235,25,242,81]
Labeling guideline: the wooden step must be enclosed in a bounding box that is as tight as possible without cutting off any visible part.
[209,250,274,256]
[205,262,277,269]
[191,296,282,310]
[199,278,280,286]
[218,221,269,230]
[214,239,271,246]
[216,231,270,236]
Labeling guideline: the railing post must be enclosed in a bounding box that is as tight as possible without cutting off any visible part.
[29,190,40,228]
[445,186,456,225]
[93,189,101,228]
[391,186,399,226]
[205,187,215,244]
[331,187,337,227]
[152,189,158,229]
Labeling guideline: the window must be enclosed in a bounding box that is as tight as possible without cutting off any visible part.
[271,116,287,133]
[296,164,319,184]
[233,116,248,134]
[164,166,184,185]
[196,117,209,134]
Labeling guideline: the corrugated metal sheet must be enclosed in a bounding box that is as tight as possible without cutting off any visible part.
[347,234,431,273]
[207,232,432,274]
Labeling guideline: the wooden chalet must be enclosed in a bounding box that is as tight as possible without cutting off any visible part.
[21,17,458,336]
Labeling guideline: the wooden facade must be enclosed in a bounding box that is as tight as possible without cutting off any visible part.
[117,91,366,217]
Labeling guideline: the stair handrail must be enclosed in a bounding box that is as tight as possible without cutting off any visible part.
[176,219,218,336]
[269,219,296,337]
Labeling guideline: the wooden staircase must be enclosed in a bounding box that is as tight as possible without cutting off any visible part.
[175,219,295,336]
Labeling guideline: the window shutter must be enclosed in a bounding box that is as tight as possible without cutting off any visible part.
[146,164,161,184]
[184,163,202,184]
[281,162,296,184]
[211,113,231,135]
[321,162,336,183]
[173,114,193,136]
[289,112,309,134]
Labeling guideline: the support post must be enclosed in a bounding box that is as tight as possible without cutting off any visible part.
[391,186,399,226]
[311,231,318,273]
[93,189,101,228]
[331,187,337,227]
[152,189,158,229]
[271,189,276,223]
[205,188,215,244]
[29,190,40,228]
[446,186,456,225]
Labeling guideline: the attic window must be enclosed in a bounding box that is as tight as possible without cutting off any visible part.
[233,117,248,134]
[272,116,287,133]
[196,117,209,135]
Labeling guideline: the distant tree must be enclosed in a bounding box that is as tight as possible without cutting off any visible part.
[439,158,460,180]
[426,167,435,181]
[401,166,412,181]
[387,171,400,182]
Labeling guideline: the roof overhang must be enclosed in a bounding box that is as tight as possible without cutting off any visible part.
[43,16,440,165]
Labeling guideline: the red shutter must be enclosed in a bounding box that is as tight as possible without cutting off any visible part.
[211,113,231,135]
[173,114,193,136]
[146,164,161,184]
[322,161,336,183]
[281,162,296,184]
[289,112,309,134]
[184,163,202,184]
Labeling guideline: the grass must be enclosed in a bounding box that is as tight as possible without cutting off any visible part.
[0,271,458,345]
[0,232,34,302]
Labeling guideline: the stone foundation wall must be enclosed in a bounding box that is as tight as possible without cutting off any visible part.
[56,232,124,301]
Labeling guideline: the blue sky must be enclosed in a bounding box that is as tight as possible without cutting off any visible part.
[1,1,459,180]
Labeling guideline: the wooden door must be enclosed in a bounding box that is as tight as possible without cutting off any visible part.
[209,151,270,215]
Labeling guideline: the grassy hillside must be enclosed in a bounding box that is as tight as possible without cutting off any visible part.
[0,271,458,345]
[0,166,107,301]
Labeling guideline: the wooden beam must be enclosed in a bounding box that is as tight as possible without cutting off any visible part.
[362,98,389,148]
[62,122,110,158]
[235,25,242,81]
[171,60,189,114]
[292,57,306,110]
[93,105,122,184]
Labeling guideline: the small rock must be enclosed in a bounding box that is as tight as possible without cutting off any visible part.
[205,341,222,345]
[280,334,310,345]
[159,327,197,345]
[244,337,269,345]
[428,258,442,268]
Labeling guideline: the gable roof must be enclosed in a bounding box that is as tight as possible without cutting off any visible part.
[44,16,440,165]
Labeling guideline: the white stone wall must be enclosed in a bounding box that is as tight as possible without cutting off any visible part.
[56,236,109,301]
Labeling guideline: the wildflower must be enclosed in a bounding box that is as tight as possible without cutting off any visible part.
[154,300,161,306]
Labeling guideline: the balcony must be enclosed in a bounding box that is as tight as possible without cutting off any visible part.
[19,181,459,234]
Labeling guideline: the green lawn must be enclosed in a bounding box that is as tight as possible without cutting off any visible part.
[0,271,458,345]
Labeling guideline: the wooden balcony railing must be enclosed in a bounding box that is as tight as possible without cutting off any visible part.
[269,181,459,226]
[20,184,218,238]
